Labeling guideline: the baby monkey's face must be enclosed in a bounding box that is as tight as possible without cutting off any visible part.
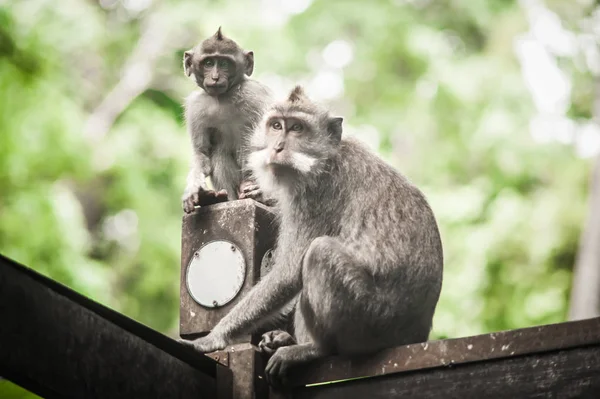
[198,56,235,96]
[183,27,255,97]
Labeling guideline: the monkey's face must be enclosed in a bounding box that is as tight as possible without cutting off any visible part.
[198,56,237,96]
[183,54,236,96]
[183,35,255,97]
[262,116,319,174]
[249,86,344,187]
[250,113,342,176]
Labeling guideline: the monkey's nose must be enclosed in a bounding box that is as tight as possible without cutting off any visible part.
[268,150,280,164]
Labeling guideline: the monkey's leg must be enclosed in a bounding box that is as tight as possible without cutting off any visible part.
[300,236,376,353]
[266,236,373,387]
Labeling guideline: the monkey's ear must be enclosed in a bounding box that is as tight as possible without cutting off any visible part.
[244,51,254,76]
[288,86,306,102]
[183,50,193,77]
[327,117,343,143]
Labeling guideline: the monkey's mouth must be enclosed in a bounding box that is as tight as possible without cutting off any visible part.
[266,154,301,174]
[267,150,318,174]
[205,84,227,94]
[267,151,289,165]
[266,158,293,172]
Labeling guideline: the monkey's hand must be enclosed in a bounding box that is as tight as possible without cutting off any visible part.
[239,180,277,206]
[258,330,297,356]
[178,333,228,353]
[238,180,263,201]
[182,187,229,213]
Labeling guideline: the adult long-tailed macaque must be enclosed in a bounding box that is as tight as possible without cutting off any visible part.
[181,27,273,212]
[180,87,444,387]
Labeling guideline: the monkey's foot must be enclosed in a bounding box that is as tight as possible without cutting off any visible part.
[265,343,324,388]
[182,188,229,213]
[177,333,227,354]
[258,330,297,356]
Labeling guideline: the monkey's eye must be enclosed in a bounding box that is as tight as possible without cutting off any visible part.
[217,59,230,70]
[271,121,282,130]
[290,123,303,132]
[203,59,215,68]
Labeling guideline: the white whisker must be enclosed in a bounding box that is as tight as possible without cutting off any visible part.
[290,152,317,173]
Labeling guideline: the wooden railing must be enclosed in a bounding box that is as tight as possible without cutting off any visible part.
[283,317,600,398]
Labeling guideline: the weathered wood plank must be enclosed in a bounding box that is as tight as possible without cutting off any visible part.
[209,343,272,399]
[0,254,229,399]
[287,317,600,387]
[292,345,600,399]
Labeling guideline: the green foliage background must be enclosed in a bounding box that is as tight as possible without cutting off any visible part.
[0,0,598,396]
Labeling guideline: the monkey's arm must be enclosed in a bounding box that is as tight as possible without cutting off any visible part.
[181,239,305,353]
[182,93,228,212]
[182,149,226,212]
[185,149,210,190]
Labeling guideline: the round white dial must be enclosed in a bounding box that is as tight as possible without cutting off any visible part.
[186,240,246,308]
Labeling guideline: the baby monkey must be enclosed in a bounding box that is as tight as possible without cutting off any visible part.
[182,27,273,212]
[180,87,444,387]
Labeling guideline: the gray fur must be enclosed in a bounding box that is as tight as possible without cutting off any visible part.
[181,32,273,212]
[181,87,443,387]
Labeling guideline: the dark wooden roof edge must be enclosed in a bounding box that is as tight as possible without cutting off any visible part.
[289,316,600,387]
[0,253,218,377]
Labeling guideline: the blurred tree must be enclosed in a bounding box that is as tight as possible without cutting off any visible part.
[554,0,600,320]
[570,148,600,319]
[523,0,600,320]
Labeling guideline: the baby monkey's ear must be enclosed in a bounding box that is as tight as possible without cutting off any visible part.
[244,51,254,76]
[328,117,343,143]
[183,50,194,77]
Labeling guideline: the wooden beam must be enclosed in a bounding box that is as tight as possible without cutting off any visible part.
[291,345,600,398]
[0,254,231,399]
[285,317,600,388]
